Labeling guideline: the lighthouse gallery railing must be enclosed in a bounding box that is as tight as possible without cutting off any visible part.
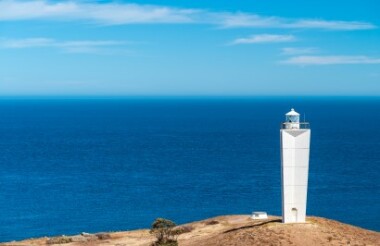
[281,122,310,129]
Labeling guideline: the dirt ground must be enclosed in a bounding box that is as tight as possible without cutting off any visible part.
[1,215,379,246]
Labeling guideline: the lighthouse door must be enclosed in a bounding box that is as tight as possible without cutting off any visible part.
[291,208,298,222]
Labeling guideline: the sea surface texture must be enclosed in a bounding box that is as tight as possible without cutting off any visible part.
[0,98,379,241]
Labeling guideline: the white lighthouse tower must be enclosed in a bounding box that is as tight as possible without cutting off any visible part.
[280,108,310,223]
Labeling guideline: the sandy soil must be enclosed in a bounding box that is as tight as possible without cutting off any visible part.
[1,215,379,246]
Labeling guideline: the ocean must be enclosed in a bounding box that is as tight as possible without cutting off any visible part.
[0,97,379,242]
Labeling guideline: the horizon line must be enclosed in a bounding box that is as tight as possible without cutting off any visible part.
[0,95,379,99]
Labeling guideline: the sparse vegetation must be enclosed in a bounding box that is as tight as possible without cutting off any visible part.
[172,225,193,235]
[204,220,219,225]
[46,236,72,244]
[2,215,379,246]
[150,218,178,246]
[96,233,111,240]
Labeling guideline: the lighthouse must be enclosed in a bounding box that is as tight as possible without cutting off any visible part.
[280,108,310,223]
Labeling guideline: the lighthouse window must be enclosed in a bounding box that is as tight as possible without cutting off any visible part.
[286,115,299,123]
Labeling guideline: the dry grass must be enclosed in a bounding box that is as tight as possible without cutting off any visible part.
[46,236,72,244]
[1,215,379,246]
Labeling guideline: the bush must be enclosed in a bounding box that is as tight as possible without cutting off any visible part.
[172,225,193,235]
[46,236,72,244]
[204,220,219,225]
[150,218,178,246]
[96,233,112,240]
[153,241,178,246]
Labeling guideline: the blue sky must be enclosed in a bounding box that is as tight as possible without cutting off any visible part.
[0,0,379,96]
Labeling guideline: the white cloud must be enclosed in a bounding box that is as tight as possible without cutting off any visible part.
[231,34,295,45]
[0,1,376,30]
[0,0,197,24]
[282,56,380,65]
[0,38,55,48]
[218,13,376,30]
[219,13,280,28]
[286,20,375,30]
[0,37,129,53]
[281,47,318,55]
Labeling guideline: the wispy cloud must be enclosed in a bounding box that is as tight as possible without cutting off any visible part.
[218,13,376,30]
[0,0,197,24]
[0,38,129,53]
[0,38,54,48]
[281,47,318,55]
[219,14,280,28]
[285,20,376,30]
[231,34,295,45]
[282,55,380,65]
[0,1,376,30]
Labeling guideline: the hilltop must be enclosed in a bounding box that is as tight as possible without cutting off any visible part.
[1,215,379,246]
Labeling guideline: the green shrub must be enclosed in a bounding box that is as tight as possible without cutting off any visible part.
[204,220,219,225]
[46,236,72,244]
[150,218,178,246]
[153,241,178,246]
[96,233,112,240]
[172,225,193,235]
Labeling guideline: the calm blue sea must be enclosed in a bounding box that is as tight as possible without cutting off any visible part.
[0,97,379,242]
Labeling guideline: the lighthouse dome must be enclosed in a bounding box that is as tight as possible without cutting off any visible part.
[285,108,300,116]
